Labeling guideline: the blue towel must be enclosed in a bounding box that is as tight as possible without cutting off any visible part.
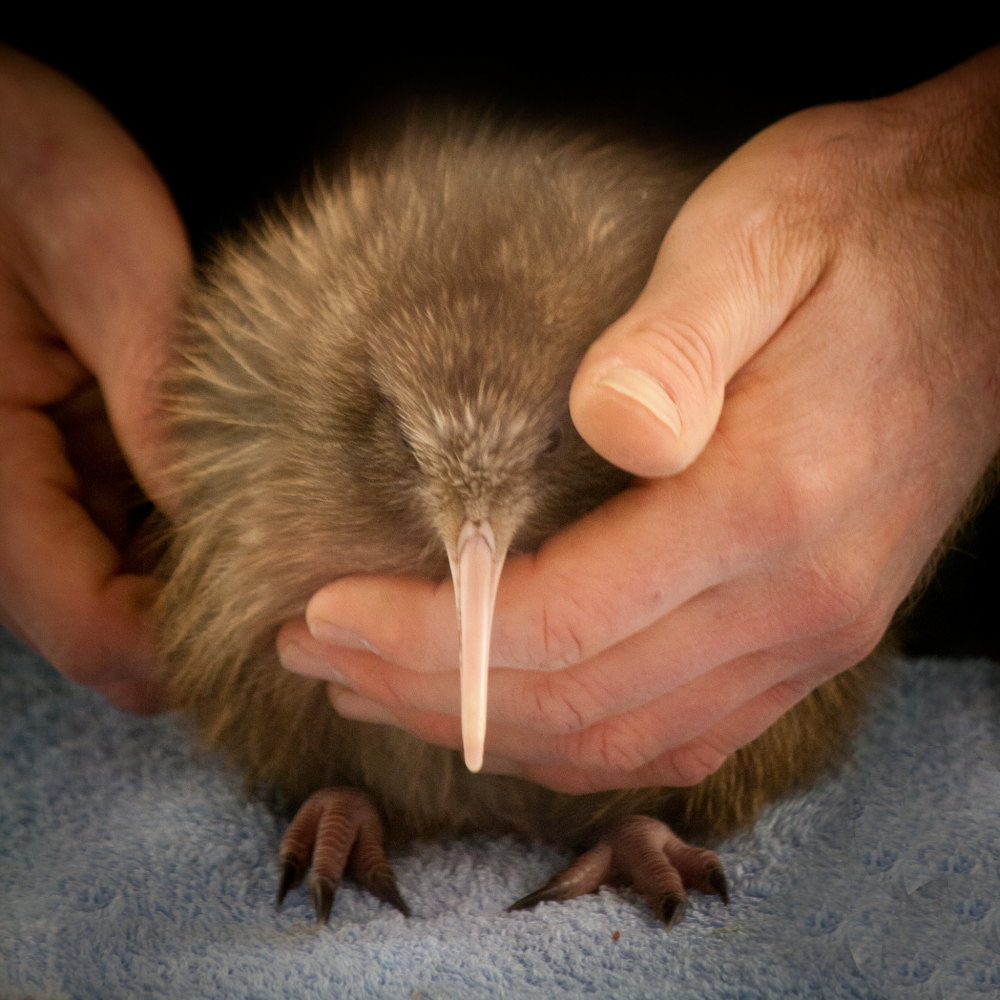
[1,627,998,999]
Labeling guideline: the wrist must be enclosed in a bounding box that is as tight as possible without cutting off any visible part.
[875,45,1000,191]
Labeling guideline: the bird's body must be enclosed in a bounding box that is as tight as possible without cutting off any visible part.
[157,117,872,920]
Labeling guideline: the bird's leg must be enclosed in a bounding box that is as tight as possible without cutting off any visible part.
[276,787,410,923]
[508,814,728,929]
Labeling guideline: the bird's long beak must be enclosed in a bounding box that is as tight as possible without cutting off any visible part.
[447,519,507,773]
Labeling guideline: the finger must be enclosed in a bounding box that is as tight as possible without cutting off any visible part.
[278,618,362,685]
[323,632,863,790]
[512,646,859,782]
[0,47,192,505]
[90,676,162,715]
[0,407,161,701]
[304,453,768,675]
[569,128,831,478]
[494,659,859,795]
[285,568,814,730]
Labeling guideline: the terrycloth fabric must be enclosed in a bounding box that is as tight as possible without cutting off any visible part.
[1,628,997,1000]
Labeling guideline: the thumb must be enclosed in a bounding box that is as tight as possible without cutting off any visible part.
[569,132,830,479]
[0,46,192,505]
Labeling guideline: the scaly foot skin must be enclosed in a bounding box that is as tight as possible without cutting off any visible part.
[508,814,729,928]
[276,787,410,923]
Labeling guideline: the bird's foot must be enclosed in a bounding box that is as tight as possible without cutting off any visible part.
[508,814,728,929]
[276,787,410,923]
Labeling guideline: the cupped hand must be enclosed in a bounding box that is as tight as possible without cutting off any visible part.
[279,47,1000,792]
[0,46,191,711]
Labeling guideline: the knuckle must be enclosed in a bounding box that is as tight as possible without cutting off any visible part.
[540,602,585,670]
[633,315,721,408]
[764,463,835,554]
[831,602,890,659]
[722,466,823,568]
[527,672,609,735]
[798,561,882,643]
[42,600,149,691]
[374,668,409,709]
[750,677,818,730]
[800,573,867,637]
[571,717,653,776]
[767,675,817,711]
[516,586,609,672]
[1,411,70,488]
[47,636,107,687]
[663,738,729,788]
[774,559,893,668]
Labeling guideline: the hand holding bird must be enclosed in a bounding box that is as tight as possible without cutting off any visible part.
[282,46,1000,795]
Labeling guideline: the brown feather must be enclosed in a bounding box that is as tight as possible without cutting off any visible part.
[157,115,877,853]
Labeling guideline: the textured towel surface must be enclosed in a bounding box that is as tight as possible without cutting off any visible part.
[1,628,998,1000]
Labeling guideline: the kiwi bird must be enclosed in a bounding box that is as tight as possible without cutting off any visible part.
[157,116,872,926]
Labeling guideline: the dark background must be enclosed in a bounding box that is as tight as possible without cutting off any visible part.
[6,19,999,659]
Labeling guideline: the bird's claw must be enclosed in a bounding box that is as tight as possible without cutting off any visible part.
[276,787,409,923]
[276,854,305,907]
[309,874,339,925]
[508,814,728,929]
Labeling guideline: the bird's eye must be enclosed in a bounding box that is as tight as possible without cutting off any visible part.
[372,387,416,458]
[542,428,563,455]
[398,428,416,455]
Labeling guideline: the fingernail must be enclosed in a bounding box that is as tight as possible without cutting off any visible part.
[308,619,381,657]
[594,366,681,437]
[279,639,350,685]
[331,690,399,728]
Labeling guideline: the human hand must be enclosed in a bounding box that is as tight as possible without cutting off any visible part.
[279,47,1000,792]
[0,46,191,711]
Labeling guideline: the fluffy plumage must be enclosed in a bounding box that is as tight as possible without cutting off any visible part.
[156,117,872,897]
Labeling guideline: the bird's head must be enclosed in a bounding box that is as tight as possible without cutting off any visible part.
[282,121,685,770]
[363,275,628,770]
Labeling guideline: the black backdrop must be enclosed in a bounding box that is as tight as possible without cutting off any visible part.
[6,19,998,658]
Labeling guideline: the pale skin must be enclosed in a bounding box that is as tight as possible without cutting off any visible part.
[0,45,190,712]
[2,45,998,791]
[279,46,1000,793]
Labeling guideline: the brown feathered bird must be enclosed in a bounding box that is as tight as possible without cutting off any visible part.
[157,115,872,926]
